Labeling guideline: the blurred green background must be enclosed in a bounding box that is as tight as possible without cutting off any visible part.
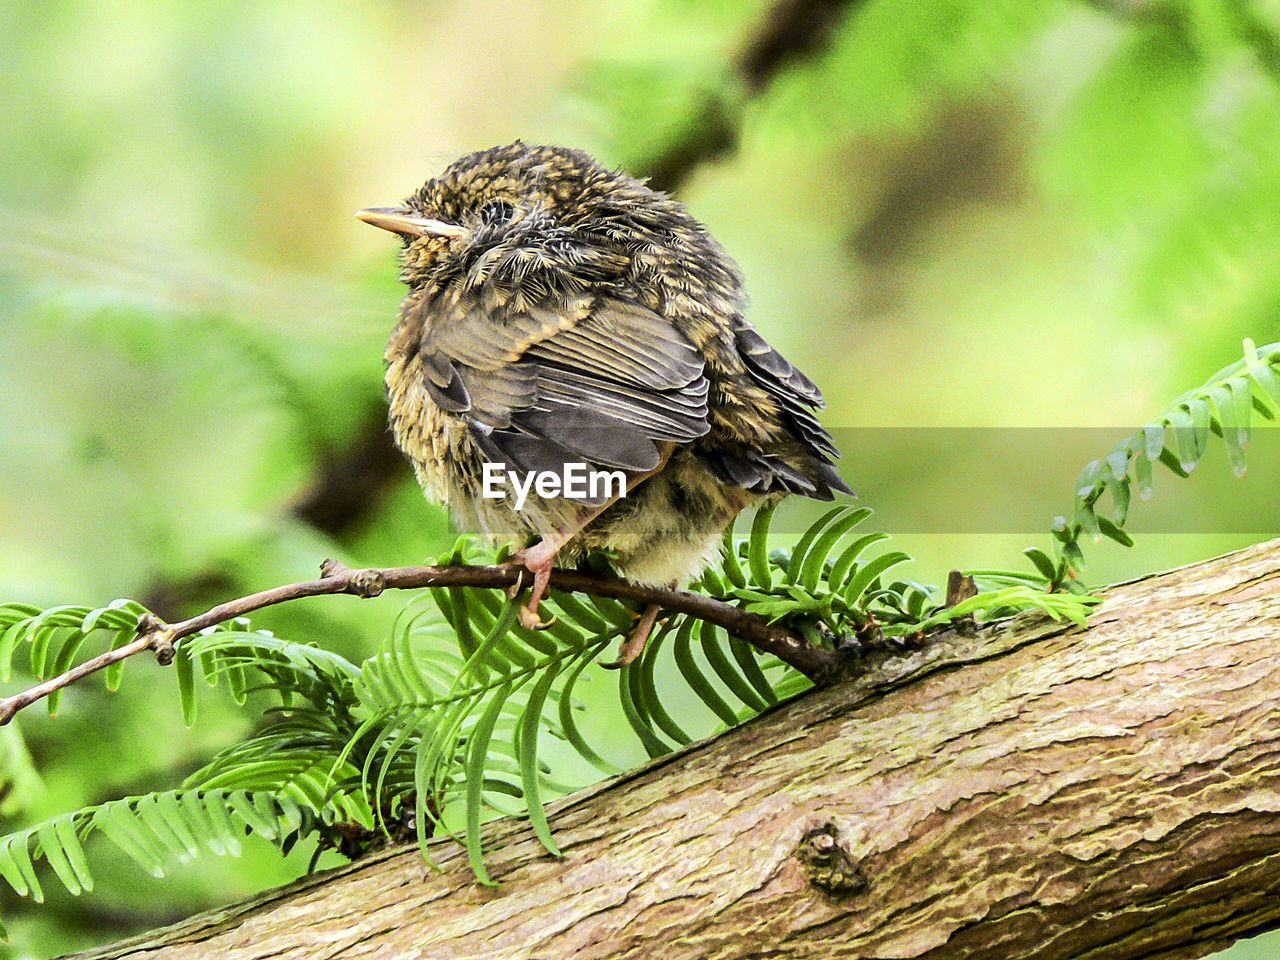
[3,0,1280,955]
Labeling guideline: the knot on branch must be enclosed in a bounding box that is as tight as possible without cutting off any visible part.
[796,822,866,894]
[137,612,176,666]
[320,559,385,598]
[946,569,980,636]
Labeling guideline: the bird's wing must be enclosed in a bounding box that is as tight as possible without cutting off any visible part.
[415,283,710,484]
[710,319,853,500]
[733,322,838,457]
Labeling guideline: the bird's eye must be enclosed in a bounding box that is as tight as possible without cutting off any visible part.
[481,201,514,225]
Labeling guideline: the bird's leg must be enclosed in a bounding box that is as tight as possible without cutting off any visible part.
[598,489,757,665]
[510,530,573,630]
[511,447,674,630]
[599,592,671,670]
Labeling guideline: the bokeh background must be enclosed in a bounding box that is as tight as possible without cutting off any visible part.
[3,0,1280,955]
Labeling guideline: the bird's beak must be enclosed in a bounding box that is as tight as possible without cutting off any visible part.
[356,207,467,239]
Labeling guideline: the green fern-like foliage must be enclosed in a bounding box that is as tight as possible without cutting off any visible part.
[706,504,1093,640]
[1059,338,1280,571]
[10,327,1276,912]
[0,789,313,904]
[0,508,1091,915]
[0,600,150,715]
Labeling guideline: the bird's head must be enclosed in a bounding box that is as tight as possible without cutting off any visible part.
[358,142,697,289]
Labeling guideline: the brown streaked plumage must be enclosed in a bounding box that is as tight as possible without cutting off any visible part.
[361,142,851,652]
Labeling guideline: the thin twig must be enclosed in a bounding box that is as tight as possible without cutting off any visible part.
[0,560,842,726]
[0,634,153,725]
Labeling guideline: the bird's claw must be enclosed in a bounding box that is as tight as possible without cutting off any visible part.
[517,605,556,631]
[506,568,527,601]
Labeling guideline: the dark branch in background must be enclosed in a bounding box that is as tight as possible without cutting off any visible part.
[643,0,861,195]
[736,0,857,91]
[1082,0,1280,84]
[273,0,864,547]
[1233,7,1280,79]
[287,403,409,538]
[2,561,840,726]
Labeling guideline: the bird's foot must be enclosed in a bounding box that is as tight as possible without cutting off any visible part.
[517,603,555,632]
[511,541,559,631]
[600,602,662,670]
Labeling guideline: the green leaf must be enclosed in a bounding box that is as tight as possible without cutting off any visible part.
[842,552,912,607]
[178,792,226,856]
[0,603,40,626]
[1076,499,1100,542]
[785,507,846,584]
[1109,477,1131,526]
[747,503,777,588]
[720,522,746,589]
[1062,537,1086,573]
[388,619,438,708]
[1104,448,1130,482]
[104,627,134,690]
[557,642,621,774]
[637,624,691,746]
[798,507,873,592]
[728,639,777,707]
[517,661,562,857]
[0,620,29,682]
[0,832,33,897]
[1074,459,1106,500]
[1246,360,1280,417]
[47,627,92,715]
[94,804,167,877]
[1166,404,1200,473]
[463,680,511,886]
[175,643,197,727]
[1096,516,1134,548]
[225,659,249,705]
[618,663,671,759]
[37,817,89,896]
[699,622,766,713]
[227,791,279,840]
[827,533,892,592]
[1213,377,1252,476]
[79,601,139,634]
[1023,548,1058,581]
[446,587,477,659]
[1156,446,1190,478]
[1142,423,1166,462]
[29,623,56,680]
[455,600,521,688]
[155,792,203,860]
[1134,452,1154,499]
[584,595,636,631]
[671,618,738,728]
[1,833,41,902]
[547,591,612,636]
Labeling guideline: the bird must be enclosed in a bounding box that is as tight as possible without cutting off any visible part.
[359,142,851,664]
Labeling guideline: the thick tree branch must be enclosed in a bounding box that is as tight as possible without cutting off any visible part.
[0,561,835,725]
[61,538,1280,960]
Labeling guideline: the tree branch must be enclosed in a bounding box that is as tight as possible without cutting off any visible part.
[0,560,838,726]
[60,537,1280,960]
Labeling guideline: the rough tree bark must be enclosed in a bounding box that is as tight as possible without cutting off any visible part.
[70,538,1280,960]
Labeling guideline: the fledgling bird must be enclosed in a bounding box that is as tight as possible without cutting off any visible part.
[360,142,851,660]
